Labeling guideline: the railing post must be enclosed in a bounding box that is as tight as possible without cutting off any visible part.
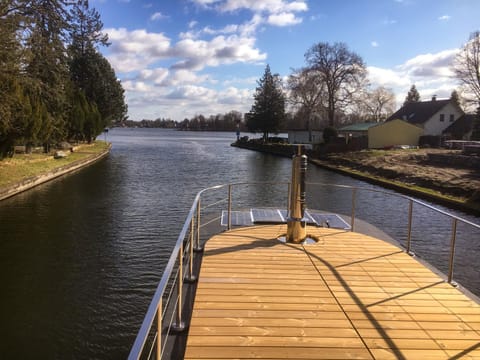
[406,199,414,255]
[156,297,162,360]
[194,199,203,252]
[447,218,458,285]
[287,182,291,212]
[351,188,356,232]
[185,219,197,282]
[227,185,232,230]
[172,243,185,331]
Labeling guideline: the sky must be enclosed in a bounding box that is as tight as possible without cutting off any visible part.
[91,0,480,121]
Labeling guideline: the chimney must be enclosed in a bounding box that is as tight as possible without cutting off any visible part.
[432,95,437,101]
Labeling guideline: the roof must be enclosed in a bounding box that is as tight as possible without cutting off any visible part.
[386,99,452,125]
[370,118,423,131]
[338,122,378,132]
[443,114,476,134]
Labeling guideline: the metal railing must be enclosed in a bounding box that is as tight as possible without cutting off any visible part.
[128,182,480,359]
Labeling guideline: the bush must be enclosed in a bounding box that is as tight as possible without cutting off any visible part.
[323,126,338,143]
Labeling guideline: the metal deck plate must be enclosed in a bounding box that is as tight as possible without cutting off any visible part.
[307,212,351,230]
[251,208,286,223]
[220,210,254,226]
[221,208,351,230]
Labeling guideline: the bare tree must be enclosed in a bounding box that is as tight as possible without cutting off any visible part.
[455,31,480,139]
[454,31,480,107]
[359,86,396,122]
[304,42,367,127]
[287,67,327,136]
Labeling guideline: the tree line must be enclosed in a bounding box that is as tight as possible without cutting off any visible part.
[0,0,127,158]
[246,32,480,141]
[119,111,245,132]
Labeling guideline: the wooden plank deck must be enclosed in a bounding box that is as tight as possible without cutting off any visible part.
[184,225,480,360]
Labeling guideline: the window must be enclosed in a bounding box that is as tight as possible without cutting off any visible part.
[450,114,455,122]
[440,114,445,122]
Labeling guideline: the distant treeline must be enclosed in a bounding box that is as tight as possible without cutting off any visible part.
[118,111,249,132]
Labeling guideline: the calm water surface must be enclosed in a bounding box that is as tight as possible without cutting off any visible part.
[0,128,479,359]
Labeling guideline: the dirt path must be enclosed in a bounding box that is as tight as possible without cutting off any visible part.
[323,149,480,203]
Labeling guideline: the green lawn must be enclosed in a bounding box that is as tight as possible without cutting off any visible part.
[0,141,110,188]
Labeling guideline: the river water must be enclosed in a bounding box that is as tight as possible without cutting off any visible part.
[0,128,479,359]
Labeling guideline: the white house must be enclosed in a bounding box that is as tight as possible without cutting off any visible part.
[386,96,464,136]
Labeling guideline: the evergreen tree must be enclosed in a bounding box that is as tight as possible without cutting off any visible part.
[404,85,421,106]
[68,0,126,138]
[69,0,109,57]
[23,0,71,148]
[0,1,24,157]
[246,65,286,141]
[450,90,461,107]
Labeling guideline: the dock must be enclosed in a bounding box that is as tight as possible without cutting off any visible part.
[184,224,480,360]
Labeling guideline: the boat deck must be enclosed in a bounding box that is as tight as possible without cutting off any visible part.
[184,225,480,360]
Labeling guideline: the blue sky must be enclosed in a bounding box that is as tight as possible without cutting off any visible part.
[91,0,480,121]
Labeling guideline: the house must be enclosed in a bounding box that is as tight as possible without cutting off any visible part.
[287,129,323,144]
[386,96,464,136]
[443,114,475,140]
[338,122,378,138]
[368,119,423,149]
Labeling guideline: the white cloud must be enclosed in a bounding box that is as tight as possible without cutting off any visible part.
[150,12,167,21]
[368,48,461,105]
[267,12,302,26]
[171,34,266,70]
[438,15,451,21]
[367,66,410,88]
[125,82,254,120]
[192,0,307,28]
[106,27,266,74]
[371,41,379,48]
[217,0,308,14]
[106,28,171,72]
[398,49,457,78]
[382,18,397,25]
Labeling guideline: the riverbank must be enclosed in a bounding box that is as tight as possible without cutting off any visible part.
[0,141,111,201]
[232,141,480,214]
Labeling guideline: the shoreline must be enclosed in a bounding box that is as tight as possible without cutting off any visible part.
[0,143,111,202]
[232,142,480,216]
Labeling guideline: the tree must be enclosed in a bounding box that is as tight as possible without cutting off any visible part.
[323,126,338,143]
[69,0,109,57]
[455,31,480,106]
[304,42,367,127]
[450,90,461,108]
[454,31,480,140]
[287,67,328,139]
[404,85,420,106]
[23,0,72,148]
[358,86,396,122]
[68,0,126,134]
[247,65,286,141]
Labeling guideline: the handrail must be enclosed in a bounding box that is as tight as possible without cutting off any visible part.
[128,181,480,360]
[306,182,480,229]
[127,182,286,359]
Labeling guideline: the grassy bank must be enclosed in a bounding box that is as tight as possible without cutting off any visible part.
[0,141,110,190]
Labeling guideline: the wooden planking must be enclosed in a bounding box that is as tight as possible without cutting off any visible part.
[184,225,480,360]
